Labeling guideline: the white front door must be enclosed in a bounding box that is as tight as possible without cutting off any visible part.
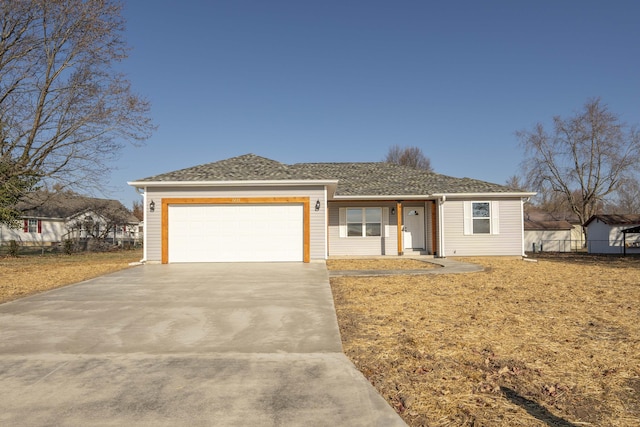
[404,207,425,249]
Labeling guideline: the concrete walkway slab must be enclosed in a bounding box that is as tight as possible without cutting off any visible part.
[328,256,484,277]
[0,263,406,426]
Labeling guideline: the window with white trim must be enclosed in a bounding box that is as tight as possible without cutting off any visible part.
[346,208,381,237]
[472,202,490,234]
[463,201,500,235]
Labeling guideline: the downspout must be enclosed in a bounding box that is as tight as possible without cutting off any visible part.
[438,195,446,258]
[323,186,328,260]
[521,197,528,257]
[135,186,147,263]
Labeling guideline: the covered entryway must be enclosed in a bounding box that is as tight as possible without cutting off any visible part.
[161,197,310,263]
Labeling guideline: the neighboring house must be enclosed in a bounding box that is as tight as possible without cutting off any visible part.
[0,192,141,247]
[584,214,640,254]
[523,207,583,252]
[524,218,573,252]
[128,154,535,263]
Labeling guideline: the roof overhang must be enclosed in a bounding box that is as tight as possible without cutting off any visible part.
[331,195,436,201]
[329,191,536,201]
[129,179,338,189]
[431,192,537,199]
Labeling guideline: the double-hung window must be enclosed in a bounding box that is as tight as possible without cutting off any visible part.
[346,208,381,237]
[463,201,499,235]
[472,202,491,234]
[28,219,38,233]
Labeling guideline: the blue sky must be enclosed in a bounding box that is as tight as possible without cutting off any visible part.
[110,1,640,208]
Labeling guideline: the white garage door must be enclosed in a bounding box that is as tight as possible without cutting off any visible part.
[168,204,304,262]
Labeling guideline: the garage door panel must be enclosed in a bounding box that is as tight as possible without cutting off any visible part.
[168,204,303,263]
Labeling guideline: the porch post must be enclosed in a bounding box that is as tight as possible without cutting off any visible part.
[396,201,403,255]
[432,201,437,255]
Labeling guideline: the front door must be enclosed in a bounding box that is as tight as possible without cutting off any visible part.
[403,207,425,249]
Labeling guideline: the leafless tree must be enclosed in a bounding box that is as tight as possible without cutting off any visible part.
[384,145,433,171]
[605,177,640,214]
[517,98,640,238]
[0,0,154,226]
[131,200,144,221]
[505,175,526,191]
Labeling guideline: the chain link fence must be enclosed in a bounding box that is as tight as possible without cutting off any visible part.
[528,238,586,253]
[0,237,142,256]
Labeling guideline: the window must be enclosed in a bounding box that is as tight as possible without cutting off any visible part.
[472,202,490,234]
[346,208,381,237]
[463,201,499,235]
[23,219,41,233]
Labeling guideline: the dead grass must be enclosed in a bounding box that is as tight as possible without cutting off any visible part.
[0,250,143,303]
[330,255,640,426]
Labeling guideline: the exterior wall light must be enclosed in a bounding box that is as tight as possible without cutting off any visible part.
[149,200,155,212]
[391,207,395,215]
[315,199,321,211]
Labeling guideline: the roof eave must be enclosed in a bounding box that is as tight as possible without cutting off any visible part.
[431,192,537,199]
[128,179,339,188]
[331,195,435,201]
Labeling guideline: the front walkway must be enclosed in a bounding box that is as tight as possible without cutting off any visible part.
[327,256,484,277]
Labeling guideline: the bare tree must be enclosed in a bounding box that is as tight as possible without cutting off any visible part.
[505,175,526,191]
[606,177,640,214]
[517,98,640,239]
[384,145,433,171]
[131,200,143,221]
[0,0,154,227]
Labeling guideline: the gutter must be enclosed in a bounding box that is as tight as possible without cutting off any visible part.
[127,179,338,188]
[431,192,537,199]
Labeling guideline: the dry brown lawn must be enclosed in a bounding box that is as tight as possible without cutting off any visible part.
[0,249,143,303]
[2,251,638,425]
[329,255,640,427]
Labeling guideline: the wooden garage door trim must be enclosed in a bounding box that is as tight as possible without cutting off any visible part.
[161,197,310,264]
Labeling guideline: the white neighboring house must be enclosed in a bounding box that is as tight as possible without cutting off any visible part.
[524,218,573,252]
[0,192,141,248]
[523,207,584,252]
[584,214,640,254]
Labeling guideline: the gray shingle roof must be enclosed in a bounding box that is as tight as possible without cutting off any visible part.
[138,154,297,181]
[584,214,640,227]
[524,219,573,231]
[18,192,138,223]
[133,153,516,196]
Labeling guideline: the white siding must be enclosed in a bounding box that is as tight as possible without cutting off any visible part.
[587,220,640,254]
[443,198,524,256]
[0,219,65,244]
[144,185,326,262]
[524,229,573,252]
[328,202,399,256]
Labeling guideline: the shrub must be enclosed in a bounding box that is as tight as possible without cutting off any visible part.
[7,240,19,257]
[63,238,75,255]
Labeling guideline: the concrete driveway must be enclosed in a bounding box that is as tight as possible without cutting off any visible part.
[0,263,406,426]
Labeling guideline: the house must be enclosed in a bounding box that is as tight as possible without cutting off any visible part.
[584,214,640,254]
[0,192,141,248]
[523,207,583,252]
[128,154,535,263]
